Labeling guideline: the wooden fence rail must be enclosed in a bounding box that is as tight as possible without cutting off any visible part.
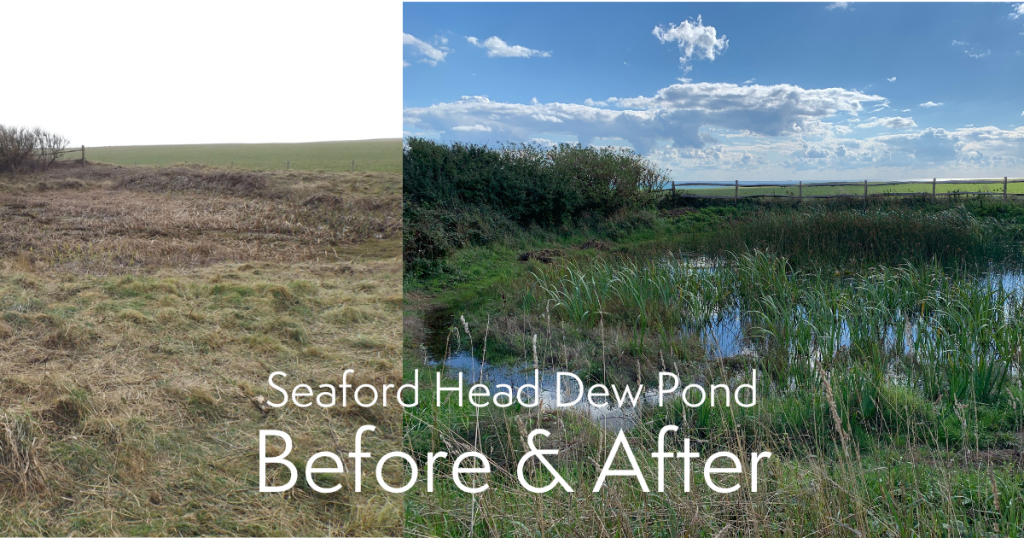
[667,177,1024,202]
[64,145,85,166]
[29,145,86,166]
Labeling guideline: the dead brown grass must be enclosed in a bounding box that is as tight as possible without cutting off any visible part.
[0,163,400,275]
[0,162,403,536]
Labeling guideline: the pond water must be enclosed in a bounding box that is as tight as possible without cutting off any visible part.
[425,269,1023,431]
[426,350,662,431]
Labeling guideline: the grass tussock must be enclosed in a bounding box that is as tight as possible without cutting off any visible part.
[0,412,45,493]
[114,167,270,196]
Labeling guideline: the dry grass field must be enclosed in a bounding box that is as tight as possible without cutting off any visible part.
[0,161,403,536]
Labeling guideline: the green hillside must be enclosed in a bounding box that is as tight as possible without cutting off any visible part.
[674,179,1024,199]
[83,139,402,173]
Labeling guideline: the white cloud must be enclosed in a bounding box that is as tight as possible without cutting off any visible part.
[652,16,728,68]
[403,33,448,66]
[887,77,896,82]
[1010,3,1024,19]
[404,82,884,154]
[654,125,1024,178]
[892,126,1024,165]
[651,144,766,170]
[743,78,756,84]
[528,137,557,147]
[405,77,1024,178]
[826,2,850,10]
[869,101,890,113]
[952,40,991,59]
[466,36,550,58]
[531,113,563,123]
[796,126,1024,171]
[857,116,917,129]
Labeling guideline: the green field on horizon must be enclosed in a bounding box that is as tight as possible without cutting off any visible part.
[83,139,402,173]
[674,178,1024,199]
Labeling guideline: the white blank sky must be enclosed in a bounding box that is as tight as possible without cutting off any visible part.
[1,1,400,146]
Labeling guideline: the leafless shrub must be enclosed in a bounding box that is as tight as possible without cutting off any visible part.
[0,124,70,174]
[0,126,36,174]
[34,128,69,168]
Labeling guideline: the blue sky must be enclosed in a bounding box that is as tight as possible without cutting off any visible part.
[403,2,1024,181]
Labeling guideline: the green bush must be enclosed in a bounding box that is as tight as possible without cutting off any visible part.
[403,138,665,272]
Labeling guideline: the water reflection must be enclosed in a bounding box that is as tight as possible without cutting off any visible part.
[427,269,1022,431]
[427,351,661,431]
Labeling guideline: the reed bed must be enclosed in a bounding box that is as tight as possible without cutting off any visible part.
[531,250,1023,403]
[682,205,1021,268]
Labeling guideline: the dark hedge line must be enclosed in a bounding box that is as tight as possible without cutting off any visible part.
[403,138,666,273]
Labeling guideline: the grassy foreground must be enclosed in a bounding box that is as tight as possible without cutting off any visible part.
[83,139,402,174]
[0,161,403,535]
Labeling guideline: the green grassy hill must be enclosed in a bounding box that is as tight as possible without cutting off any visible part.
[674,179,1024,199]
[83,139,402,173]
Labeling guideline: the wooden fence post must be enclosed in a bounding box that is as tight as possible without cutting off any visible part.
[351,159,355,172]
[671,182,676,194]
[80,145,85,167]
[864,179,868,205]
[734,180,739,202]
[798,181,802,202]
[286,160,290,170]
[932,178,936,201]
[1004,176,1008,201]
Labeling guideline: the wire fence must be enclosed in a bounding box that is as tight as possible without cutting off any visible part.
[666,177,1024,202]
